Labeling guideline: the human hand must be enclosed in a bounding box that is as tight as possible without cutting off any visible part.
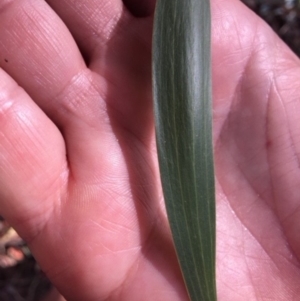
[0,0,299,300]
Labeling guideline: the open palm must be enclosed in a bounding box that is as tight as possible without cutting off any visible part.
[0,0,300,300]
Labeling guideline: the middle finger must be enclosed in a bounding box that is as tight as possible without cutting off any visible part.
[46,0,128,60]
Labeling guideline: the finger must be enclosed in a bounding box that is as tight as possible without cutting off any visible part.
[45,0,127,59]
[0,0,118,183]
[0,0,85,112]
[47,0,155,141]
[0,68,67,241]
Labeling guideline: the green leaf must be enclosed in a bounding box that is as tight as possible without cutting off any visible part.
[152,0,216,300]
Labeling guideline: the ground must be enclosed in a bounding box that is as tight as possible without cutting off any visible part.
[242,0,300,56]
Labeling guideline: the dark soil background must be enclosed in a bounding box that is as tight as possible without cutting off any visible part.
[1,1,300,301]
[242,0,300,56]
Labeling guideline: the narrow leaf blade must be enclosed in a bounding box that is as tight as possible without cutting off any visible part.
[152,0,216,300]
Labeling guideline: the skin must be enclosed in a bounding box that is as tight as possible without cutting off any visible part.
[0,0,300,300]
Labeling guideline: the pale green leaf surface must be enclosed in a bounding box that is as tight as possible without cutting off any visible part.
[152,0,216,300]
